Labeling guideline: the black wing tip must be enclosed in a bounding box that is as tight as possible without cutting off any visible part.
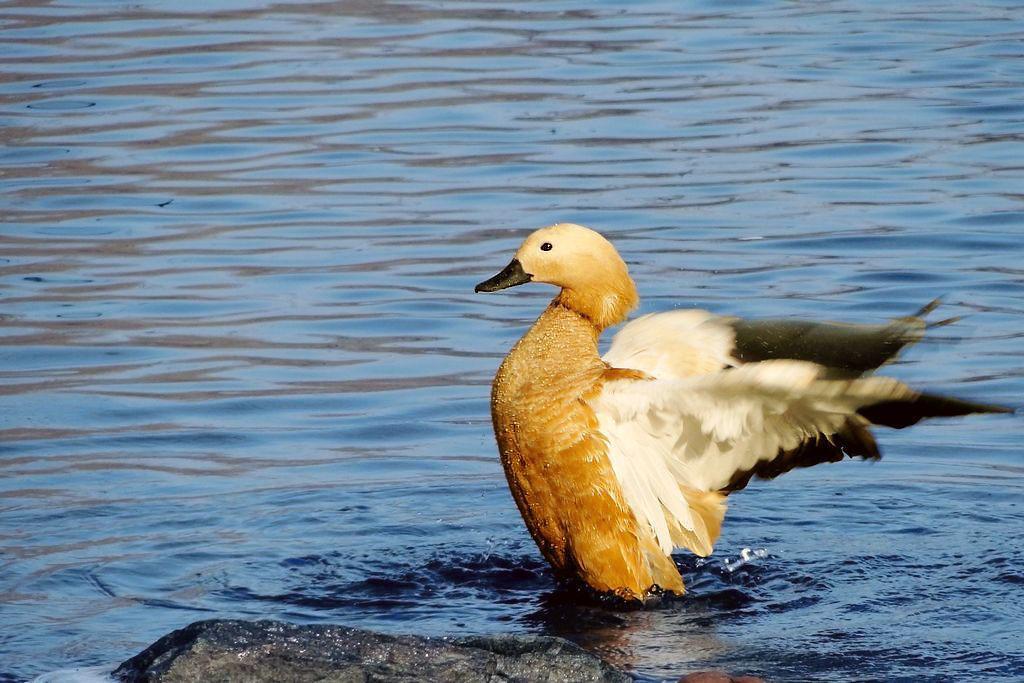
[904,298,967,330]
[858,394,1014,429]
[913,297,943,318]
[926,315,962,329]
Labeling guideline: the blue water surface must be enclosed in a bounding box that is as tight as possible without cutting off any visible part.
[2,1,1023,681]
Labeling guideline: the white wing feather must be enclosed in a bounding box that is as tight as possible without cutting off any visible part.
[595,313,918,556]
[603,309,736,379]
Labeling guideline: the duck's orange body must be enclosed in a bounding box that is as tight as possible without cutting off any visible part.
[490,300,683,598]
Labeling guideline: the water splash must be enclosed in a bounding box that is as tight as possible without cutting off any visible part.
[722,548,770,574]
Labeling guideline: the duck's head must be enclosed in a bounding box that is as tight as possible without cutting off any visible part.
[475,223,638,329]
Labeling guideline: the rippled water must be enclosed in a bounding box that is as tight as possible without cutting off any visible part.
[2,1,1023,681]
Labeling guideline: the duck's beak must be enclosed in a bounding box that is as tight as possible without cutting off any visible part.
[475,259,532,293]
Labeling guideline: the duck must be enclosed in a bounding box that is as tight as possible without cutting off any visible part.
[474,222,1011,603]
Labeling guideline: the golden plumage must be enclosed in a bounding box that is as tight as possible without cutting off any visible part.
[490,302,684,599]
[476,223,1010,602]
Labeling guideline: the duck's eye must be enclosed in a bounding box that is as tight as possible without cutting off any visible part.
[540,242,553,252]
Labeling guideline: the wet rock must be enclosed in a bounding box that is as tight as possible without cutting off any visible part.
[113,619,632,682]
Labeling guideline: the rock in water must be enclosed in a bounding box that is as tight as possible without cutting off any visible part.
[113,619,631,682]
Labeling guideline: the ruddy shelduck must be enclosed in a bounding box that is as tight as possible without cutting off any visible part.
[475,223,1010,602]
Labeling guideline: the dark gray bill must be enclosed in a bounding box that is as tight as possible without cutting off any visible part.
[474,258,532,292]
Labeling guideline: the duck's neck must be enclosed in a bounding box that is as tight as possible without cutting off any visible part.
[494,301,603,401]
[528,301,601,362]
[553,277,636,332]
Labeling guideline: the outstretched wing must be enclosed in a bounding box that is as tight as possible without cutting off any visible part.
[591,359,1007,557]
[590,361,910,556]
[603,302,942,380]
[596,304,1008,558]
